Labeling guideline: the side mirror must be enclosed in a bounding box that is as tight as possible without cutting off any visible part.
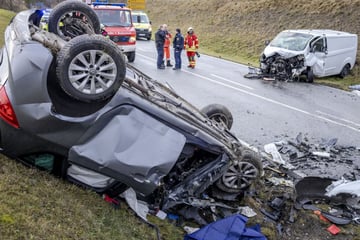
[149,20,152,25]
[264,40,270,46]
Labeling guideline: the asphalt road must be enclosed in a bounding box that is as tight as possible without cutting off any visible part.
[130,40,360,150]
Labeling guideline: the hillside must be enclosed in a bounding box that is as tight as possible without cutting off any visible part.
[147,0,360,89]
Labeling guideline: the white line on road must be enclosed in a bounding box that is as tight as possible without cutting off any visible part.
[182,69,360,133]
[136,53,360,133]
[316,110,360,128]
[211,74,254,90]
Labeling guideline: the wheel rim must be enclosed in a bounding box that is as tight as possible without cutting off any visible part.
[221,161,259,190]
[209,113,229,128]
[68,50,117,95]
[56,12,94,38]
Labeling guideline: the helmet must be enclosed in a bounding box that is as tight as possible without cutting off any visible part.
[100,24,105,30]
[187,27,193,32]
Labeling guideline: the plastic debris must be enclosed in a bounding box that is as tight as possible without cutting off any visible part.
[120,188,149,221]
[326,179,360,197]
[184,226,200,234]
[238,206,257,218]
[267,177,294,188]
[155,210,167,220]
[349,84,360,90]
[327,224,341,235]
[312,151,330,158]
[264,143,286,165]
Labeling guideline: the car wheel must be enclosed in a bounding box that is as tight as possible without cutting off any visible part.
[306,68,314,83]
[48,0,100,40]
[56,35,126,103]
[339,64,351,78]
[216,150,262,193]
[146,35,151,41]
[127,52,136,63]
[201,104,233,130]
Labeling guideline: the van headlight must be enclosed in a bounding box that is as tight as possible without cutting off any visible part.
[148,27,152,32]
[129,36,136,43]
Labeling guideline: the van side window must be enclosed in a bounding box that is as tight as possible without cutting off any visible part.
[313,39,325,52]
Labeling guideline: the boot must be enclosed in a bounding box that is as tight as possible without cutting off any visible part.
[166,60,173,67]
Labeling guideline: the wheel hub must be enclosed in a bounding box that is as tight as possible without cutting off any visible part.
[88,67,97,76]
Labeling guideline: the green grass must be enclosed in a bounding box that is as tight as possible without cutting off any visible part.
[0,9,15,46]
[0,155,183,240]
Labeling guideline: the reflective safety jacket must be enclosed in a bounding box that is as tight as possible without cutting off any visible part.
[184,33,199,52]
[164,32,172,48]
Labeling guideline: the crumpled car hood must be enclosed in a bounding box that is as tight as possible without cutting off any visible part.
[263,46,303,59]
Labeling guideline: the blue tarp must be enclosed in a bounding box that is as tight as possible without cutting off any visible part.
[184,214,267,240]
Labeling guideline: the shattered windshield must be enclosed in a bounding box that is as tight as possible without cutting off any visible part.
[270,32,313,51]
[95,9,132,27]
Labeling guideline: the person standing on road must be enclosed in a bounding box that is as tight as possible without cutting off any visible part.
[184,27,199,69]
[163,24,173,67]
[155,24,166,69]
[172,28,184,70]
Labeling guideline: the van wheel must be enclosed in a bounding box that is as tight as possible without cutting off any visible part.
[339,64,351,78]
[306,68,314,83]
[48,0,100,40]
[201,104,233,130]
[56,35,126,103]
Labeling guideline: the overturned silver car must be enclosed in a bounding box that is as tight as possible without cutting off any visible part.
[0,1,262,211]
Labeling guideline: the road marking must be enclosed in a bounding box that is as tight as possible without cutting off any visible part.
[316,110,360,128]
[211,74,253,90]
[182,69,360,133]
[136,53,360,133]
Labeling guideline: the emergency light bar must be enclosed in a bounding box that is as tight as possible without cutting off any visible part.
[92,2,126,7]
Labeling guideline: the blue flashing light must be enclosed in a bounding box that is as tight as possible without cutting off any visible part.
[92,2,126,7]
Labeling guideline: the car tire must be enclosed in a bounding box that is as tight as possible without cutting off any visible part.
[56,35,126,103]
[339,64,350,78]
[48,0,100,40]
[306,68,314,83]
[216,150,263,193]
[127,52,136,63]
[201,104,233,130]
[146,35,151,41]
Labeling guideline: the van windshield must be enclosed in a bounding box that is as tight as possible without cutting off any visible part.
[132,14,149,24]
[95,9,132,27]
[270,32,313,51]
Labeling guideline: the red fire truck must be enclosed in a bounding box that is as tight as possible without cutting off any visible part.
[91,1,137,62]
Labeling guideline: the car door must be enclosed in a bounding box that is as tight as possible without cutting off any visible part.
[308,37,327,77]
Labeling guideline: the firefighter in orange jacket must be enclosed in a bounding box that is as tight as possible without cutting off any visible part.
[184,27,199,69]
[163,25,173,67]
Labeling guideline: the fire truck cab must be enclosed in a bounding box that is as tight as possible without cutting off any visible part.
[91,2,137,62]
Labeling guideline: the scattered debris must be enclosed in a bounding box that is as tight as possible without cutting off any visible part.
[267,177,294,188]
[349,84,360,91]
[264,143,286,165]
[120,188,149,221]
[327,224,341,235]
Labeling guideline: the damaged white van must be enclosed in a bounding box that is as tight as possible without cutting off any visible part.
[259,29,358,82]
